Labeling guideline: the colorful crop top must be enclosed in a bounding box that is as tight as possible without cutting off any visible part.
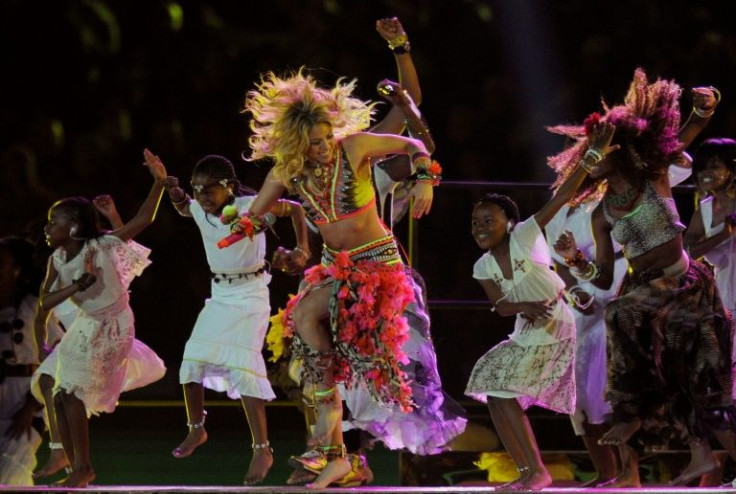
[602,181,685,259]
[292,144,376,225]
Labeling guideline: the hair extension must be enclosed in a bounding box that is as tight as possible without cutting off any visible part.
[547,67,682,205]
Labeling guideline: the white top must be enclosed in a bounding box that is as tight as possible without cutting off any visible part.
[190,196,274,273]
[52,236,151,315]
[700,196,736,311]
[473,217,572,345]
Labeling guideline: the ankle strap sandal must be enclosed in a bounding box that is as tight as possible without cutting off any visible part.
[319,444,347,460]
[313,386,337,404]
[187,410,207,430]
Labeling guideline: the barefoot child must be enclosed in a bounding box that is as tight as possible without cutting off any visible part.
[31,194,165,481]
[157,152,309,485]
[33,150,167,487]
[465,120,617,491]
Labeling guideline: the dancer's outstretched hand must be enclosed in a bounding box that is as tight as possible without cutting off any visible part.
[143,148,167,182]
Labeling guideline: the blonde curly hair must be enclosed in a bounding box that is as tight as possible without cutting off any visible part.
[547,67,682,205]
[242,68,376,186]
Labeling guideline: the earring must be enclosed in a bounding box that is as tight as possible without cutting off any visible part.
[506,221,513,233]
[69,225,83,240]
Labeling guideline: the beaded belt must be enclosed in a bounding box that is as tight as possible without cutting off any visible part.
[322,235,402,265]
[211,265,268,284]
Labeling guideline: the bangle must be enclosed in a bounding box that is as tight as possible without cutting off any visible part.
[564,285,595,311]
[172,194,190,206]
[388,33,410,53]
[584,148,605,163]
[692,106,715,119]
[293,246,309,258]
[571,262,600,282]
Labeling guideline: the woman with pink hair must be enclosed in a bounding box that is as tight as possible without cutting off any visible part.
[552,68,732,486]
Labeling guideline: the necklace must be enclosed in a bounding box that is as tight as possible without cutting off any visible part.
[307,159,335,197]
[605,183,641,210]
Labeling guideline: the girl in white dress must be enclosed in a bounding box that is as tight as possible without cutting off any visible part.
[158,153,309,485]
[31,194,165,481]
[34,149,167,487]
[465,120,616,491]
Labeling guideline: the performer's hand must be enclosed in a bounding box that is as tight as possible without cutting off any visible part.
[376,17,407,44]
[692,86,720,116]
[587,121,619,158]
[272,246,307,276]
[409,182,433,219]
[520,300,555,325]
[377,80,410,107]
[143,148,167,182]
[92,194,118,219]
[553,230,579,260]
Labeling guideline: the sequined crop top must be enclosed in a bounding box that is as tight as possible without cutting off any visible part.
[292,144,376,225]
[603,181,685,259]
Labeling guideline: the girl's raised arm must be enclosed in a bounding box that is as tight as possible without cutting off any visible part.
[109,149,166,242]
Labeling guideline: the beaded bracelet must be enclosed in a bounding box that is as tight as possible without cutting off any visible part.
[388,33,410,53]
[413,153,443,187]
[564,248,586,267]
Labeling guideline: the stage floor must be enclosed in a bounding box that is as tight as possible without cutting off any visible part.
[5,484,736,493]
[10,405,736,493]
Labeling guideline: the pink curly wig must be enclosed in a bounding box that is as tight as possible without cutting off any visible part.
[547,68,683,205]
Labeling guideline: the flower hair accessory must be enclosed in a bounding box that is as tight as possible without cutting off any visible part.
[583,112,602,136]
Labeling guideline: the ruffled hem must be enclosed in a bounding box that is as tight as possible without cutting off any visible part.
[347,407,467,455]
[31,338,164,404]
[54,381,120,416]
[180,361,276,400]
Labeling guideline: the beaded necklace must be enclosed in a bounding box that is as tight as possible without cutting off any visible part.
[605,183,641,210]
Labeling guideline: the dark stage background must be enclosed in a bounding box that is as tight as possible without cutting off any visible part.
[2,0,735,402]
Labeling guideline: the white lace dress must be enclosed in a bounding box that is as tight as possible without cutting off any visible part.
[52,235,154,415]
[465,217,576,414]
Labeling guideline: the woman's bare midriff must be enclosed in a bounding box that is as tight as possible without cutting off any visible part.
[317,205,390,251]
[627,236,684,273]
